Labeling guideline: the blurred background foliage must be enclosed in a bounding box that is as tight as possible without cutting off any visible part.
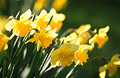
[0,0,120,78]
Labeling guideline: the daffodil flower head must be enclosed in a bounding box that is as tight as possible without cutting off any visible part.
[51,44,79,68]
[49,8,65,32]
[26,25,58,51]
[33,9,52,30]
[62,24,91,45]
[75,24,91,34]
[60,32,78,44]
[0,31,10,52]
[74,45,92,66]
[60,32,91,45]
[89,26,110,49]
[5,9,32,38]
[75,32,91,45]
[99,54,120,78]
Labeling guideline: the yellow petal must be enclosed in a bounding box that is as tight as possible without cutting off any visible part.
[5,19,17,31]
[99,64,108,72]
[3,43,8,50]
[99,70,106,78]
[0,32,10,51]
[53,14,65,22]
[79,44,93,53]
[51,44,79,68]
[74,51,89,65]
[50,8,56,15]
[37,41,41,51]
[38,9,47,18]
[26,38,35,44]
[76,24,91,34]
[110,54,120,64]
[113,61,120,65]
[98,26,110,38]
[108,66,118,77]
[20,9,32,20]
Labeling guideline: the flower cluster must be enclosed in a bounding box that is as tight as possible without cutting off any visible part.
[51,24,110,68]
[0,8,65,52]
[0,8,112,78]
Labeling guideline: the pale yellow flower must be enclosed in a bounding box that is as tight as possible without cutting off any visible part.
[49,8,65,32]
[26,26,58,51]
[0,31,10,52]
[5,9,32,38]
[75,24,91,34]
[75,24,91,45]
[33,8,65,32]
[33,9,52,30]
[60,32,78,44]
[51,44,79,68]
[74,45,92,66]
[52,0,67,11]
[89,26,110,48]
[99,54,120,78]
[75,32,91,45]
[60,24,91,45]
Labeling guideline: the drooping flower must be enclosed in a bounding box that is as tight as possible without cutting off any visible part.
[60,24,91,45]
[52,0,67,11]
[89,26,110,49]
[99,54,120,78]
[75,24,91,34]
[60,32,78,44]
[75,32,91,45]
[74,45,93,66]
[0,31,10,52]
[49,8,65,32]
[26,26,58,51]
[5,9,32,38]
[75,24,91,45]
[51,44,79,68]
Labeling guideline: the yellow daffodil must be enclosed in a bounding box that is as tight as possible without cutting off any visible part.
[60,25,91,45]
[49,8,65,32]
[60,32,78,44]
[89,26,110,49]
[5,9,32,38]
[74,45,92,66]
[75,24,91,34]
[33,0,47,12]
[33,8,65,32]
[51,44,79,68]
[75,32,91,45]
[26,26,58,51]
[99,54,120,78]
[52,0,67,11]
[33,9,52,30]
[0,31,10,52]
